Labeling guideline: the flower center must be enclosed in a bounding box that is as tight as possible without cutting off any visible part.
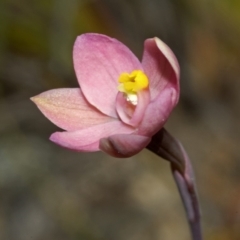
[118,70,149,105]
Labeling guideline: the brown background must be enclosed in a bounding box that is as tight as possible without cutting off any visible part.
[0,0,240,239]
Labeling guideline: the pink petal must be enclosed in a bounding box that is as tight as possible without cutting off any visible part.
[73,33,142,118]
[115,89,150,127]
[141,37,180,102]
[137,85,177,136]
[50,121,135,152]
[99,134,151,158]
[31,88,114,131]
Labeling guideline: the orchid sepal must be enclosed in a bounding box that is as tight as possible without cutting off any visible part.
[31,33,180,157]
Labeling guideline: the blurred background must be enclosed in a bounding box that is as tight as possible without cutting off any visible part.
[0,0,240,239]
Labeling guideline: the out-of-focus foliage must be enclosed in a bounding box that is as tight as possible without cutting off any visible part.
[0,0,240,240]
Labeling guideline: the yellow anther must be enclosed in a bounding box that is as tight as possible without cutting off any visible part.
[118,70,149,94]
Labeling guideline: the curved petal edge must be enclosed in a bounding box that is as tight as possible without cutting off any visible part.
[99,134,151,158]
[73,33,142,118]
[31,88,114,131]
[49,121,135,152]
[142,37,180,103]
[138,85,177,136]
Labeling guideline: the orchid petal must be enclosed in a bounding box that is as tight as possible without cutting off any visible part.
[50,121,134,152]
[73,33,142,118]
[138,85,177,136]
[115,89,150,127]
[31,88,114,131]
[142,37,180,102]
[99,134,151,158]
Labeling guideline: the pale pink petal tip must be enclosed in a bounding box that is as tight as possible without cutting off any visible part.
[142,37,180,103]
[31,88,114,131]
[154,37,180,82]
[99,134,151,158]
[49,121,135,152]
[50,131,99,152]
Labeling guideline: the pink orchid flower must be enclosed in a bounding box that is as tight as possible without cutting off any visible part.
[31,33,180,158]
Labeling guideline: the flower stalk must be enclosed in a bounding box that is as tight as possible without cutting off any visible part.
[147,128,202,240]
